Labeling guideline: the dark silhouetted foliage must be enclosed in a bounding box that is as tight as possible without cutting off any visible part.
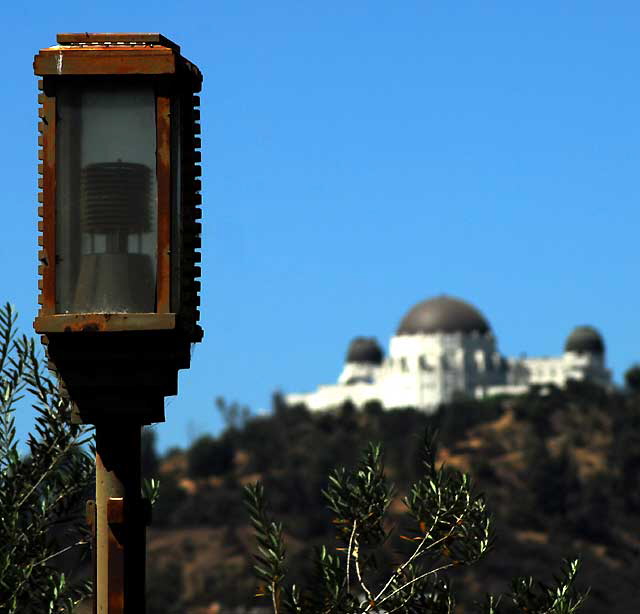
[624,364,640,394]
[187,434,235,478]
[142,427,160,478]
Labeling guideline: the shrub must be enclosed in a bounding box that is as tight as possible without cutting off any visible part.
[186,434,235,478]
[625,365,640,394]
[244,430,588,613]
[0,303,94,613]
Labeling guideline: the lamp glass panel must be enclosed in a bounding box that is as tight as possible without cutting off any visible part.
[56,80,157,313]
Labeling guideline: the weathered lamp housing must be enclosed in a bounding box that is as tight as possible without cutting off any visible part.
[34,33,203,424]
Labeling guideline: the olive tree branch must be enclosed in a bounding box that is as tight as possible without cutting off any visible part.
[352,539,374,605]
[346,519,357,591]
[367,562,458,612]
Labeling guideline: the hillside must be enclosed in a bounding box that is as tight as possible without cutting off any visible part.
[142,383,640,613]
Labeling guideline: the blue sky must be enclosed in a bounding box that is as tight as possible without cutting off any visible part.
[3,2,640,452]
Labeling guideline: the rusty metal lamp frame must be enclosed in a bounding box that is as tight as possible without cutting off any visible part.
[34,32,202,424]
[33,34,203,613]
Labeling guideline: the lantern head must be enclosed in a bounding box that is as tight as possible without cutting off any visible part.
[33,34,203,424]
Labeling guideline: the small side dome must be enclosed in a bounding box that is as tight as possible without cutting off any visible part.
[346,337,384,365]
[565,326,605,355]
[397,295,490,335]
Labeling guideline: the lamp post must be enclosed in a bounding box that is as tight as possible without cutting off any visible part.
[33,33,203,613]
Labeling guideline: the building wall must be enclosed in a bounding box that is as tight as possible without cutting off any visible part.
[285,332,612,413]
[508,352,610,388]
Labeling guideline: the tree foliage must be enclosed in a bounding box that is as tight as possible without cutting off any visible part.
[186,433,235,478]
[624,364,640,394]
[245,431,584,614]
[0,304,94,613]
[215,396,251,432]
[245,429,588,613]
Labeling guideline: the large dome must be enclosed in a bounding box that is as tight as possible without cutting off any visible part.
[397,295,491,336]
[564,326,604,355]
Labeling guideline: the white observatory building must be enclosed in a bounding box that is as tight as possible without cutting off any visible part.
[286,295,611,412]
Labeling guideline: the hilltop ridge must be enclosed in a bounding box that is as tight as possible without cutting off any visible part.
[142,383,640,613]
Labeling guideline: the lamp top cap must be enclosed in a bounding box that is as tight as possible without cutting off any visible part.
[56,33,180,52]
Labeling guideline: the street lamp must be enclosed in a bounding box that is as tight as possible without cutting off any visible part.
[33,33,203,612]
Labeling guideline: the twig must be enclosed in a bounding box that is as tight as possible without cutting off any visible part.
[369,562,457,611]
[34,540,89,568]
[386,591,414,614]
[373,509,441,604]
[353,540,375,605]
[372,494,468,608]
[346,519,357,591]
[16,438,73,509]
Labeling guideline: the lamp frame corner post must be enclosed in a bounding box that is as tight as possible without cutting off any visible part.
[33,33,203,613]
